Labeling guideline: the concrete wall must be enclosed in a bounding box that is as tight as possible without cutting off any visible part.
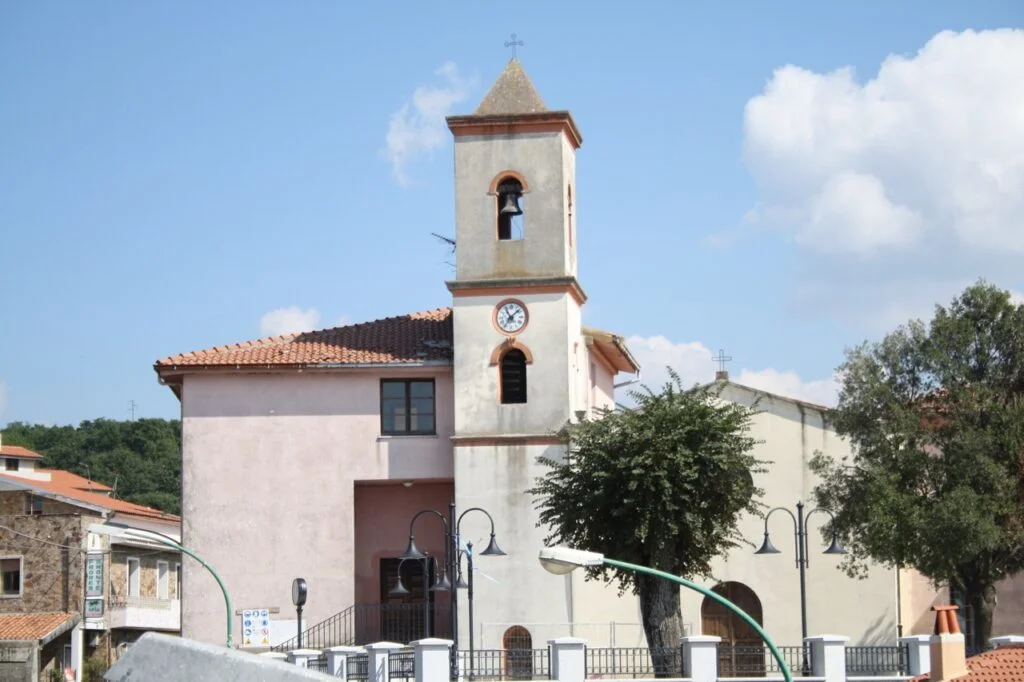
[179,368,454,645]
[452,132,576,281]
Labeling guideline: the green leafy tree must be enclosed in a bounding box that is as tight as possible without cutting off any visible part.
[811,282,1024,648]
[529,371,764,662]
[2,418,182,514]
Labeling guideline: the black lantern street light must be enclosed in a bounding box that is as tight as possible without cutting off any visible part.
[394,502,506,680]
[291,577,308,649]
[755,501,846,654]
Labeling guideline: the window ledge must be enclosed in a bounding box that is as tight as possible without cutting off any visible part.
[0,594,22,599]
[377,434,440,441]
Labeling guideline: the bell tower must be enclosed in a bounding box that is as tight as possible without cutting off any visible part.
[445,59,591,648]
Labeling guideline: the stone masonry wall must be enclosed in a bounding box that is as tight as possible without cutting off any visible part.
[0,496,96,614]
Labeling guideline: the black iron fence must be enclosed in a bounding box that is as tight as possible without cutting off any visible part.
[470,648,550,680]
[716,644,808,677]
[585,646,685,678]
[348,653,369,681]
[845,644,908,675]
[389,649,417,680]
[308,654,329,673]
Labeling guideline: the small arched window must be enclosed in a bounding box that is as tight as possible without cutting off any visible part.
[500,349,528,404]
[496,177,524,241]
[503,626,533,680]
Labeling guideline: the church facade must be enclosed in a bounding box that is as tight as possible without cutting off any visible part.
[155,60,916,653]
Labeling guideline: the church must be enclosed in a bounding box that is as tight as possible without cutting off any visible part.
[154,59,916,655]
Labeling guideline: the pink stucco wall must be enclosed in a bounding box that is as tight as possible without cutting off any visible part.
[179,368,454,645]
[353,482,454,605]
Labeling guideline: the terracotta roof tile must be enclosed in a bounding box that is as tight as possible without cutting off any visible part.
[0,445,44,460]
[0,470,179,523]
[912,644,1024,681]
[0,612,76,641]
[155,308,453,369]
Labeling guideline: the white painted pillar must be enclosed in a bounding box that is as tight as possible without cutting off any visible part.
[287,649,322,667]
[681,635,720,682]
[326,645,365,677]
[990,635,1024,648]
[366,642,405,682]
[412,638,453,682]
[548,637,586,682]
[806,635,848,682]
[900,635,931,677]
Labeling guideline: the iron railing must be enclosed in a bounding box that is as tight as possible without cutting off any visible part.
[585,646,685,678]
[717,644,809,676]
[348,653,369,681]
[845,644,908,675]
[389,649,416,680]
[470,648,550,680]
[308,654,329,673]
[273,603,452,652]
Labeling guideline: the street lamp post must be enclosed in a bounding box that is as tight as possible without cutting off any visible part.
[538,547,796,682]
[292,578,307,649]
[395,502,506,680]
[89,524,234,648]
[755,501,846,668]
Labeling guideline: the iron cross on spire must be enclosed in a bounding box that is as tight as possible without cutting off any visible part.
[504,33,524,59]
[712,348,733,374]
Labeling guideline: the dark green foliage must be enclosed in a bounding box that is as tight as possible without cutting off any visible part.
[2,418,181,515]
[529,370,764,652]
[811,281,1024,647]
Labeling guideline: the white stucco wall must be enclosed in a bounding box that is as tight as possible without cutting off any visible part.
[179,368,454,645]
[452,131,576,281]
[678,383,899,645]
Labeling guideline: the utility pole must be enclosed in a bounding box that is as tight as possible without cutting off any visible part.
[128,400,136,421]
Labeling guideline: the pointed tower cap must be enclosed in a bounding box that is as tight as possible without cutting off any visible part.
[447,59,582,148]
[474,58,548,116]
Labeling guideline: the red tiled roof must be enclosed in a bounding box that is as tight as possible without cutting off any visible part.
[913,645,1024,681]
[0,445,44,460]
[155,308,454,369]
[0,470,179,523]
[0,612,76,641]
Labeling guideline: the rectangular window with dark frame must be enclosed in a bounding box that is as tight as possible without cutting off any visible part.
[381,379,436,435]
[1,557,22,597]
[5,458,17,471]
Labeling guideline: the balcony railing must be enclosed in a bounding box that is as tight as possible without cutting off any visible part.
[107,596,180,631]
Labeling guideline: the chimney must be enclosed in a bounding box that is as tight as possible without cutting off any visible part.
[930,605,968,681]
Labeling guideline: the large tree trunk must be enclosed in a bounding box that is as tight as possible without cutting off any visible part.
[637,572,684,678]
[965,580,998,651]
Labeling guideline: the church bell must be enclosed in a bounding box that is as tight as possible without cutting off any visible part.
[499,191,523,216]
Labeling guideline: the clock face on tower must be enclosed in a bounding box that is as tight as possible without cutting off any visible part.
[495,300,528,335]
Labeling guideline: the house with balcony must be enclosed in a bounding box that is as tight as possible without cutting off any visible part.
[0,439,181,680]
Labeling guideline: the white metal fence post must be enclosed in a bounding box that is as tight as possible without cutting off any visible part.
[681,635,720,682]
[412,638,453,682]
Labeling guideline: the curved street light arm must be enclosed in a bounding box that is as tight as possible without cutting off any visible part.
[763,506,800,569]
[802,507,837,568]
[602,557,794,682]
[124,529,233,649]
[407,509,450,537]
[455,507,497,540]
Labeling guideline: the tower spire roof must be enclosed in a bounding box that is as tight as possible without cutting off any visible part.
[473,59,548,116]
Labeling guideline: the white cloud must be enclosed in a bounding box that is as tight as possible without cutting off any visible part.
[744,29,1024,255]
[383,62,476,187]
[626,335,838,407]
[0,381,7,415]
[259,307,322,337]
[1010,290,1024,306]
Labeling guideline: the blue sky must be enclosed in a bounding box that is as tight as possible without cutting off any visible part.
[2,1,1022,426]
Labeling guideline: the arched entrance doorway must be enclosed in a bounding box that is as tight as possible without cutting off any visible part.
[701,582,764,676]
[503,626,533,680]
